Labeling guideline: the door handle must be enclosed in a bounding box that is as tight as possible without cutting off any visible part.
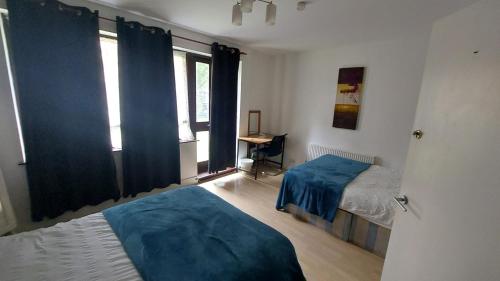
[393,195,409,212]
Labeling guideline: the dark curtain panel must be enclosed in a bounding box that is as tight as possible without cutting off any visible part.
[6,0,119,221]
[209,43,241,173]
[117,17,180,197]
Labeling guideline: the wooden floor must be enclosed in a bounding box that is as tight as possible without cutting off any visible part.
[200,172,384,281]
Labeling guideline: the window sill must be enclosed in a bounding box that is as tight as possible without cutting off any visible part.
[111,139,198,152]
[18,139,198,165]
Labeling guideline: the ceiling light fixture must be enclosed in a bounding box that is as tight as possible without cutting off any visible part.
[240,0,255,13]
[265,2,277,26]
[232,0,278,26]
[232,3,242,26]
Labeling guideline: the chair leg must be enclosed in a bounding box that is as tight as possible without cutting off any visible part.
[261,157,285,177]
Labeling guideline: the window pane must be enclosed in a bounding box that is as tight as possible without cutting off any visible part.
[100,35,122,149]
[174,51,194,141]
[196,131,209,163]
[195,62,210,122]
[110,125,122,150]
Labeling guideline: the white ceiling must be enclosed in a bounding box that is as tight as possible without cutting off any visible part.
[93,0,477,51]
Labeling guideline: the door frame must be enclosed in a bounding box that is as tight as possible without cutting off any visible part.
[186,53,211,174]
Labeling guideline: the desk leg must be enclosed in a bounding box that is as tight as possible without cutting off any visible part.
[254,144,259,180]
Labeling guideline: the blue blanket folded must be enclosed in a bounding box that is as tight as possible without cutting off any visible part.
[104,186,305,281]
[276,154,371,222]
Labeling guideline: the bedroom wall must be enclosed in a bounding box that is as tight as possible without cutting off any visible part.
[275,32,431,172]
[238,51,279,136]
[0,0,281,232]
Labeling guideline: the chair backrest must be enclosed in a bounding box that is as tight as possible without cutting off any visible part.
[266,134,287,157]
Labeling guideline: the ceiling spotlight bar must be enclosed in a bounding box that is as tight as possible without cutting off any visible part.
[232,0,277,26]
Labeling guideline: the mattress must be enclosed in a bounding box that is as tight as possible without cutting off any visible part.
[0,213,141,281]
[339,165,401,229]
[0,186,305,281]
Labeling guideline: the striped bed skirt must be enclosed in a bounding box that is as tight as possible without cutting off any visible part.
[284,204,391,258]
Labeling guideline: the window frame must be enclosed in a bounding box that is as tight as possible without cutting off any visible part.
[186,53,212,174]
[186,53,211,132]
[99,31,122,151]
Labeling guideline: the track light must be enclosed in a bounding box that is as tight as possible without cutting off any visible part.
[241,0,255,13]
[265,2,276,26]
[232,3,242,26]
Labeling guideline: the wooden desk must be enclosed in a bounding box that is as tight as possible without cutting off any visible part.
[237,134,274,180]
[238,135,273,144]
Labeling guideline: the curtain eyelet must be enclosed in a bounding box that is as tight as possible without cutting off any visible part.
[77,10,82,16]
[40,2,46,7]
[58,4,63,11]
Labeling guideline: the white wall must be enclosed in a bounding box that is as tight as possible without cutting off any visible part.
[276,32,431,171]
[239,51,280,136]
[0,0,280,232]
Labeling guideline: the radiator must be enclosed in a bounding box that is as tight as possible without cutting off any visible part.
[307,144,375,164]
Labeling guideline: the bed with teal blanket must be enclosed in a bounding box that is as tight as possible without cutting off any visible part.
[103,186,305,281]
[276,154,371,222]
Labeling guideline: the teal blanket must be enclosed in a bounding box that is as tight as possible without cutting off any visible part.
[276,155,371,222]
[104,186,305,281]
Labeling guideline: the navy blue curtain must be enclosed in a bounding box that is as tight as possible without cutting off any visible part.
[7,0,119,221]
[117,18,180,197]
[209,43,240,173]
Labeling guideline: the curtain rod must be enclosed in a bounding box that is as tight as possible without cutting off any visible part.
[98,16,247,55]
[0,9,246,55]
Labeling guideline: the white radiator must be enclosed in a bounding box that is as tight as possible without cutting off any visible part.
[307,144,375,164]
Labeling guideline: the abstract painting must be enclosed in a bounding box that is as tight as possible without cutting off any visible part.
[332,67,365,130]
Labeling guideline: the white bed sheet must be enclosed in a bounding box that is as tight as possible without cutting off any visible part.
[339,165,401,229]
[0,213,141,281]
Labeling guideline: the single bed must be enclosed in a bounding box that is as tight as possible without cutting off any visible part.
[276,144,401,257]
[0,186,305,281]
[340,164,401,229]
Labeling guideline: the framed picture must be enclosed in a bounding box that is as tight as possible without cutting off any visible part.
[332,67,365,130]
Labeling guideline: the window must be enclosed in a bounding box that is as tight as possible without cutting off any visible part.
[195,62,210,123]
[99,33,122,150]
[173,51,194,141]
[99,32,195,149]
[1,13,26,162]
[186,54,211,173]
[3,25,197,156]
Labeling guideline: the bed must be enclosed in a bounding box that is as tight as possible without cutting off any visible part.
[0,186,305,281]
[276,144,401,257]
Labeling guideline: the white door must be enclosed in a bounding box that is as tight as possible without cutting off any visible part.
[382,1,500,281]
